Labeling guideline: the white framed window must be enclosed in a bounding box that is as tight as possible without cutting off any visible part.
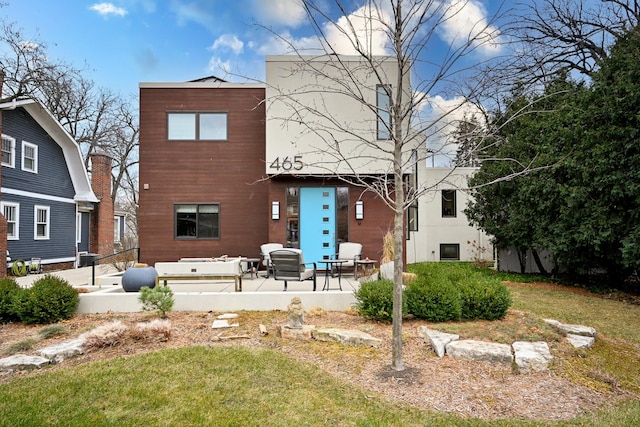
[76,213,82,243]
[21,141,38,173]
[376,85,392,140]
[34,205,50,240]
[1,134,16,167]
[114,216,121,243]
[2,202,19,240]
[167,112,228,141]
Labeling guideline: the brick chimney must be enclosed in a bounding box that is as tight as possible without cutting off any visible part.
[0,70,7,276]
[89,151,114,257]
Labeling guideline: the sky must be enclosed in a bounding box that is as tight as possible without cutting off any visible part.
[1,0,508,164]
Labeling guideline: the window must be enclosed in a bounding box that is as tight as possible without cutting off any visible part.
[407,149,418,233]
[114,216,121,243]
[440,244,460,260]
[22,141,38,173]
[376,85,392,140]
[1,134,15,167]
[175,204,219,239]
[34,205,50,240]
[2,202,19,239]
[167,112,227,141]
[76,213,82,243]
[442,190,457,218]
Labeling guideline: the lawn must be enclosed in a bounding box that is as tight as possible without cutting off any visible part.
[0,263,639,426]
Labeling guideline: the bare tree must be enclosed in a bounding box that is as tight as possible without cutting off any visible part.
[258,0,515,371]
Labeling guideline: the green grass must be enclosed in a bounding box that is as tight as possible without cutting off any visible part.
[1,262,639,426]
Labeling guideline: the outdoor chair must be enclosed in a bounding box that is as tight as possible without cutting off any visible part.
[269,249,317,291]
[260,243,283,277]
[331,242,362,275]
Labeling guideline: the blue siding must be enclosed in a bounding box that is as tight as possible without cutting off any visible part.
[2,108,77,199]
[4,195,77,261]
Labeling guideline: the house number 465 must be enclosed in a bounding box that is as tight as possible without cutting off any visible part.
[269,156,303,171]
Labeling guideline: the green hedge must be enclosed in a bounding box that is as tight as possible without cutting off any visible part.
[0,277,21,323]
[12,275,79,325]
[405,277,462,322]
[353,279,405,322]
[458,277,512,320]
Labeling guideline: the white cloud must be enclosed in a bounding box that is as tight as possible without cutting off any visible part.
[172,1,214,30]
[252,0,306,28]
[210,34,244,55]
[207,56,232,76]
[439,0,502,56]
[89,3,128,17]
[322,4,391,55]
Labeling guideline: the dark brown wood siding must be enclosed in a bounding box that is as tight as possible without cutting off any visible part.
[139,86,268,264]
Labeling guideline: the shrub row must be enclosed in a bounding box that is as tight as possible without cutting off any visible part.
[0,275,79,325]
[355,272,511,322]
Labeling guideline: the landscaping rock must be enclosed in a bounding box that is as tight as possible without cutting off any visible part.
[417,326,459,358]
[566,333,596,349]
[512,341,553,373]
[446,340,513,365]
[279,325,315,341]
[0,354,50,372]
[313,328,382,347]
[37,338,85,363]
[544,319,596,337]
[212,319,239,328]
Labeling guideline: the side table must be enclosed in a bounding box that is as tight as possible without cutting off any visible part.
[354,259,377,279]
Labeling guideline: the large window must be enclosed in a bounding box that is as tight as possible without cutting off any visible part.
[175,204,220,239]
[114,216,122,243]
[167,112,227,141]
[22,141,38,173]
[1,135,15,167]
[2,202,19,239]
[376,85,391,140]
[440,244,460,260]
[34,205,50,240]
[442,190,457,218]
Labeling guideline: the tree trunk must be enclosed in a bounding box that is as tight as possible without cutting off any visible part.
[531,249,548,275]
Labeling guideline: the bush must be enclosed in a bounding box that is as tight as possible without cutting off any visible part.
[12,275,79,325]
[354,279,404,322]
[459,278,512,321]
[405,277,462,322]
[0,277,21,323]
[139,286,174,318]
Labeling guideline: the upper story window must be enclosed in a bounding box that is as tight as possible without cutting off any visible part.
[167,112,228,141]
[2,202,19,240]
[442,190,457,218]
[34,205,50,240]
[175,203,220,239]
[114,216,122,243]
[376,85,392,140]
[1,134,15,168]
[22,141,38,173]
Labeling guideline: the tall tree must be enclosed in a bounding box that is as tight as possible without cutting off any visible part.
[261,0,524,370]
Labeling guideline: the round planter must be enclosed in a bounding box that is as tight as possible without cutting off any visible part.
[122,266,158,292]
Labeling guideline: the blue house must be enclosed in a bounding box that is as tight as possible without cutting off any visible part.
[0,98,114,275]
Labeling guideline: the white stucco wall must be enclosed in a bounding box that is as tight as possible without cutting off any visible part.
[265,55,415,175]
[407,167,494,264]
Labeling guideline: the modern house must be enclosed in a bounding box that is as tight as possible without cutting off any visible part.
[0,98,116,275]
[406,165,494,264]
[138,55,412,266]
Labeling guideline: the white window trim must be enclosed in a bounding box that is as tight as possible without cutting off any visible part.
[21,141,38,173]
[76,213,82,244]
[114,216,121,243]
[1,134,16,168]
[34,205,50,240]
[2,201,20,240]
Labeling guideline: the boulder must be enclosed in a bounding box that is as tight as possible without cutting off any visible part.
[417,326,459,358]
[0,354,50,372]
[37,338,85,363]
[313,328,382,347]
[566,333,596,349]
[446,340,513,365]
[512,341,553,373]
[544,319,596,337]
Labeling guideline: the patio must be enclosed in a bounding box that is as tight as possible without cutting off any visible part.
[14,265,362,313]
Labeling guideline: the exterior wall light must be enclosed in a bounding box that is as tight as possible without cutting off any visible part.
[355,201,364,221]
[271,201,280,220]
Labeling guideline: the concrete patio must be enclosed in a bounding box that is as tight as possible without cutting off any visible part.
[14,265,362,314]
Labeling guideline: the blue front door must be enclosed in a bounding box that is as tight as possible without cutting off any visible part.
[300,187,336,266]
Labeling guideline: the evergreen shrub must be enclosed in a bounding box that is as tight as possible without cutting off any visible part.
[0,277,22,323]
[354,279,404,322]
[405,277,462,322]
[459,277,512,320]
[13,275,79,325]
[139,286,174,318]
